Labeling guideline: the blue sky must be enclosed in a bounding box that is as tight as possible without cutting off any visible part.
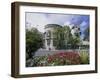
[26,12,89,38]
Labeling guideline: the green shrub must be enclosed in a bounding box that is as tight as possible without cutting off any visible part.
[79,50,89,64]
[26,51,89,67]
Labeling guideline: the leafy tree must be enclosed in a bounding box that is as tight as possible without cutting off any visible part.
[69,26,81,49]
[84,27,89,41]
[45,24,81,50]
[53,26,65,49]
[53,25,73,49]
[26,27,43,59]
[63,26,72,44]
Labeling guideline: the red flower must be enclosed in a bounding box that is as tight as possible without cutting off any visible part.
[47,51,81,65]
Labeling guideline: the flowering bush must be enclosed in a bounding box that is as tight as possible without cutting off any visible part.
[47,52,81,66]
[34,51,81,66]
[26,51,89,67]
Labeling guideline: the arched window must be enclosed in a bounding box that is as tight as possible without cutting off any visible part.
[46,30,51,38]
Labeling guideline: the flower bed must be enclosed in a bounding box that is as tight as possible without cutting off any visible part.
[26,51,89,67]
[46,52,81,66]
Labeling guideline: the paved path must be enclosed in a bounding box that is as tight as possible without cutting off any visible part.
[34,49,79,56]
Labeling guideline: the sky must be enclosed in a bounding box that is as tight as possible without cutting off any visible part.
[25,12,89,39]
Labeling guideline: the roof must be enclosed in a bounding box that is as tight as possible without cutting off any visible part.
[44,24,62,29]
[82,41,89,45]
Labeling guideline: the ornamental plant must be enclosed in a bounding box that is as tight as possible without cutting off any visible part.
[26,51,89,67]
[47,52,81,66]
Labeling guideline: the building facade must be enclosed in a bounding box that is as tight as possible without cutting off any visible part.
[43,24,62,50]
[43,24,88,50]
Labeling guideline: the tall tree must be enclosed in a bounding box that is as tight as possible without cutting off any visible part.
[26,27,43,59]
[84,27,89,41]
[53,27,64,49]
[53,25,72,49]
[63,26,72,44]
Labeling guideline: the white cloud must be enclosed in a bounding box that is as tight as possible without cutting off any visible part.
[64,21,75,29]
[26,13,75,33]
[64,21,71,25]
[26,13,50,32]
[26,12,89,33]
[80,21,87,31]
[80,21,87,27]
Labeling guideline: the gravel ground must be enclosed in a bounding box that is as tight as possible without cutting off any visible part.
[34,49,81,56]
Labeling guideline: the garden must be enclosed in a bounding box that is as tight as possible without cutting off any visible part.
[26,50,89,67]
[26,24,89,67]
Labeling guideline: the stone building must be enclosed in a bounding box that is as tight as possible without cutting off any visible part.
[43,24,62,50]
[43,24,88,50]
